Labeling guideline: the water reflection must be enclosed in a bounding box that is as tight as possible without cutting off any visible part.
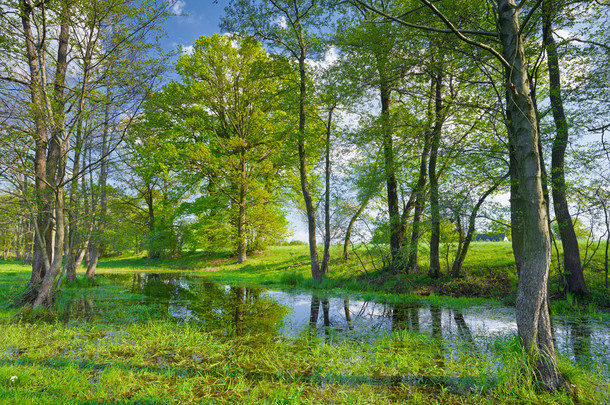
[60,273,610,377]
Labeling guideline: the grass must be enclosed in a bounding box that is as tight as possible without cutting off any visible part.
[89,242,610,311]
[0,319,607,404]
[0,243,609,403]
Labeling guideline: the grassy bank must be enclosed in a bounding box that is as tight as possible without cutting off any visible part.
[90,242,610,309]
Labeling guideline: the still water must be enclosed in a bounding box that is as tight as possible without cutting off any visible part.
[61,273,610,376]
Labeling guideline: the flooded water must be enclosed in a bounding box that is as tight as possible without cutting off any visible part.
[60,273,610,377]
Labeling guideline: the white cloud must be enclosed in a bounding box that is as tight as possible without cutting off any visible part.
[181,45,194,55]
[170,0,186,15]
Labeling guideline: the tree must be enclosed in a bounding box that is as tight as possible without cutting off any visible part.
[223,0,329,280]
[356,0,567,390]
[141,34,290,262]
[0,0,169,305]
[541,0,587,295]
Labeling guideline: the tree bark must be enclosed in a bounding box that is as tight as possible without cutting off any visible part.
[237,176,248,264]
[297,56,321,281]
[498,0,566,390]
[321,107,334,275]
[379,77,402,273]
[406,133,431,273]
[542,1,587,296]
[20,0,51,287]
[428,72,443,279]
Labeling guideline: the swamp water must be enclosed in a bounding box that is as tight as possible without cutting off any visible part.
[60,273,610,378]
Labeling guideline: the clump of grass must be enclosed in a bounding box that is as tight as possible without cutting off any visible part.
[279,270,304,286]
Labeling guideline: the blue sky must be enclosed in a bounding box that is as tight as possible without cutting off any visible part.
[164,1,229,53]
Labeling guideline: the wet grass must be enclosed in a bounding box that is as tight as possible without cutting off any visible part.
[1,244,610,403]
[0,316,608,404]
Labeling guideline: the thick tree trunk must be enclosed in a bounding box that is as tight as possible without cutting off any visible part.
[542,2,587,296]
[428,73,443,279]
[498,0,566,391]
[21,0,51,287]
[297,57,321,281]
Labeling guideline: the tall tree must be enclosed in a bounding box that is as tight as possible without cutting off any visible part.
[357,0,567,390]
[223,0,328,279]
[541,0,587,295]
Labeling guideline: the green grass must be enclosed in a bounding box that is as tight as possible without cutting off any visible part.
[87,242,610,310]
[0,319,607,404]
[0,243,609,403]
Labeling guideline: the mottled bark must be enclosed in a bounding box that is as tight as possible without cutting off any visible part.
[498,0,565,390]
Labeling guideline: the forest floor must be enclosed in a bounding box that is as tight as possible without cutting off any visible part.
[0,242,609,404]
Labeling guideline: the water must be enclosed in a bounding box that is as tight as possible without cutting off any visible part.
[60,273,610,376]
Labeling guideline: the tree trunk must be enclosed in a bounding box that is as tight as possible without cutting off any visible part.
[498,0,565,390]
[406,132,431,273]
[451,175,507,277]
[378,77,402,273]
[428,72,443,279]
[343,199,368,259]
[542,1,587,296]
[321,107,334,275]
[297,56,321,281]
[237,181,247,264]
[65,118,86,282]
[86,97,110,279]
[21,0,51,287]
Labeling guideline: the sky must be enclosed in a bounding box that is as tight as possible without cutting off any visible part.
[164,1,229,54]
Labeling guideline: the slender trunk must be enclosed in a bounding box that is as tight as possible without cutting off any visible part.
[406,133,431,273]
[297,56,321,281]
[321,107,334,275]
[429,72,443,279]
[498,0,565,390]
[542,2,587,296]
[237,169,247,263]
[65,118,85,282]
[451,175,508,277]
[87,98,110,279]
[379,78,402,273]
[343,199,368,259]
